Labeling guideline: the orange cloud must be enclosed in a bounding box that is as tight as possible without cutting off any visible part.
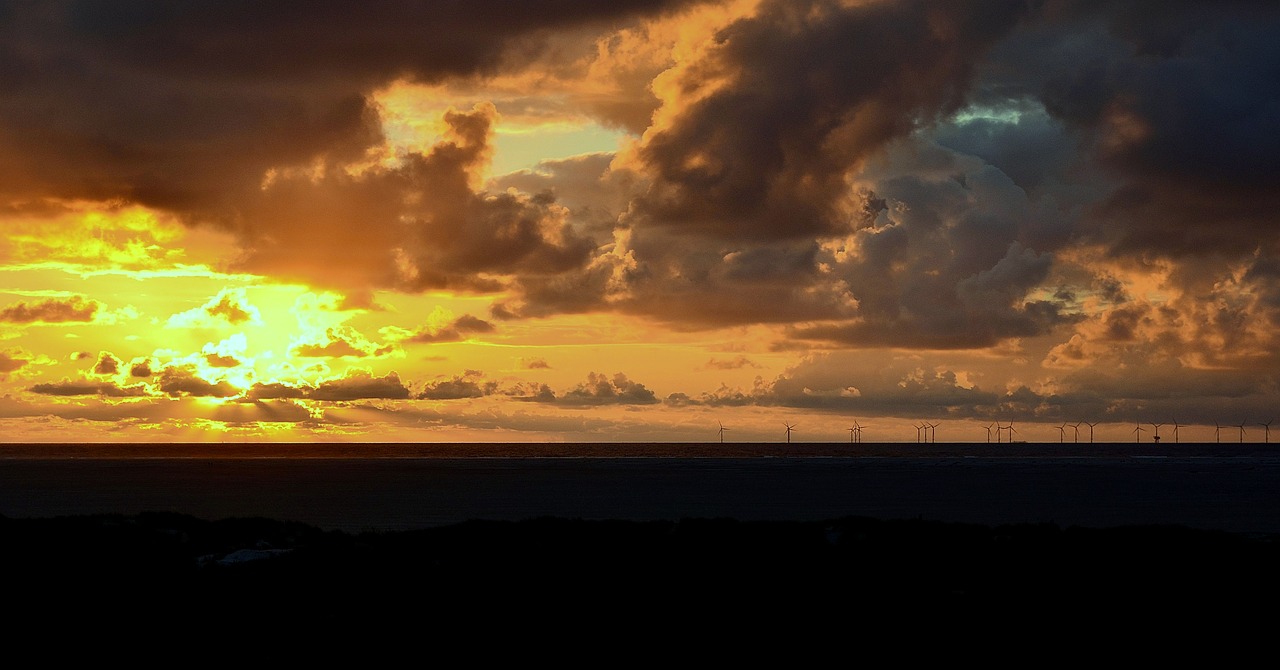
[234,103,594,294]
[0,348,30,375]
[417,370,497,400]
[404,314,495,343]
[290,327,397,359]
[246,382,309,401]
[204,353,242,368]
[28,379,149,398]
[93,352,121,375]
[166,289,261,328]
[703,356,760,370]
[0,296,100,323]
[308,371,411,401]
[156,366,239,398]
[516,372,660,406]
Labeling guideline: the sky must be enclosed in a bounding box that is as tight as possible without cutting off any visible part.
[2,0,1279,444]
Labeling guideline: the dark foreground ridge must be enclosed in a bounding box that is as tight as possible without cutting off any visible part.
[6,511,1279,639]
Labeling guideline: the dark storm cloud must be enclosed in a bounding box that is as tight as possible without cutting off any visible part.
[501,232,850,326]
[494,0,1078,346]
[540,137,1074,344]
[0,0,702,211]
[789,238,1070,350]
[974,0,1280,258]
[237,104,595,293]
[0,296,99,323]
[628,0,1029,240]
[489,152,636,237]
[930,102,1077,195]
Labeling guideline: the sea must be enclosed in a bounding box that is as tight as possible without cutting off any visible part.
[3,441,1280,535]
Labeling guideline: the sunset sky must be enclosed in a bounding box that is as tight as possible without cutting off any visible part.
[2,0,1279,444]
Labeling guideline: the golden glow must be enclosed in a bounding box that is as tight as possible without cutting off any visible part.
[2,4,1275,445]
[373,80,626,177]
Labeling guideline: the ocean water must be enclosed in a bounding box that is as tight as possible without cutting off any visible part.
[3,442,1280,534]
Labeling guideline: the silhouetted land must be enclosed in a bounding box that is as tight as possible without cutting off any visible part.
[5,442,1279,651]
[4,511,1278,641]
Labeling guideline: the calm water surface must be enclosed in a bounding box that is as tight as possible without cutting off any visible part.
[4,444,1280,534]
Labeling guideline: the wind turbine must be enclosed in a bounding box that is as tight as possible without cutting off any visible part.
[854,421,864,443]
[1171,420,1182,444]
[784,422,796,444]
[1055,423,1067,443]
[1150,422,1163,444]
[984,422,994,443]
[1237,419,1247,443]
[928,421,939,443]
[915,423,926,443]
[718,421,729,444]
[1215,423,1222,443]
[1132,422,1146,443]
[1005,422,1018,443]
[1070,422,1081,443]
[1084,421,1098,443]
[1259,420,1273,444]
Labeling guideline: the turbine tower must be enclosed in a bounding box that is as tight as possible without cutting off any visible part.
[1215,423,1222,443]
